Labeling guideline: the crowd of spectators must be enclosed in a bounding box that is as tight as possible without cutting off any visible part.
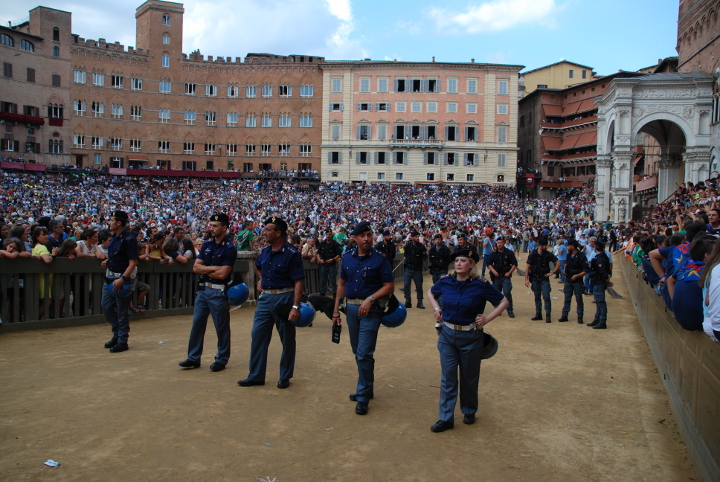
[0,167,717,340]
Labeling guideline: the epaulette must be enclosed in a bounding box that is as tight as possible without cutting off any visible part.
[439,273,452,280]
[474,276,490,284]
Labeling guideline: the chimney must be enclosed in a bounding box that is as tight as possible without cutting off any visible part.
[471,58,475,63]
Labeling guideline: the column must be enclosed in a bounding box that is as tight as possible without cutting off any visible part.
[684,150,711,185]
[610,151,633,223]
[595,155,612,222]
[657,153,681,202]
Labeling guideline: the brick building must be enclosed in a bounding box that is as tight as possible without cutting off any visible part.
[0,7,72,165]
[517,71,644,198]
[320,60,523,185]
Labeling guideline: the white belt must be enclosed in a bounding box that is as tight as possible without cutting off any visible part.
[345,298,364,305]
[444,321,478,331]
[202,282,227,291]
[106,269,136,280]
[264,287,294,295]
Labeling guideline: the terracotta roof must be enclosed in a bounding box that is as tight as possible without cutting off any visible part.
[542,104,563,116]
[542,137,562,150]
[576,99,597,113]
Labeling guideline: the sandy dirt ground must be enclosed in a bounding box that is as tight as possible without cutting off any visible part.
[0,269,699,481]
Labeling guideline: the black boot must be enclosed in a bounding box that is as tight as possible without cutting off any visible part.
[558,315,569,322]
[592,322,607,329]
[545,313,551,323]
[587,320,599,327]
[531,313,543,320]
[578,316,584,325]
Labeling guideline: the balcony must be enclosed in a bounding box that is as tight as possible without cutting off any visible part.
[388,138,443,148]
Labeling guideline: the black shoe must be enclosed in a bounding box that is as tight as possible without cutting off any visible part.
[405,303,412,309]
[463,413,476,425]
[592,323,607,329]
[355,402,369,415]
[578,317,584,324]
[531,313,543,320]
[507,311,515,318]
[349,392,374,401]
[417,303,426,309]
[179,359,201,369]
[587,321,599,327]
[277,379,290,389]
[104,337,118,349]
[431,420,454,433]
[558,316,569,322]
[545,314,551,323]
[237,378,265,387]
[109,342,128,353]
[209,362,226,372]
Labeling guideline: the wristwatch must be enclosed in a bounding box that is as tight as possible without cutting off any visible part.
[292,305,300,310]
[369,295,376,302]
[121,276,130,283]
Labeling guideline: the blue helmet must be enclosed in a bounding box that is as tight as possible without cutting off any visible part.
[291,302,316,327]
[381,294,406,328]
[227,283,249,306]
[106,279,134,299]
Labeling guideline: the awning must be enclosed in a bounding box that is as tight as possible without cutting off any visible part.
[127,155,149,161]
[577,98,597,113]
[563,101,582,115]
[560,134,582,150]
[575,132,597,147]
[541,137,562,150]
[542,104,563,117]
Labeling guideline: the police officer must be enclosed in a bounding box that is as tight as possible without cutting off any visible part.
[558,239,590,324]
[426,249,508,432]
[179,213,236,372]
[100,210,138,353]
[428,234,452,283]
[588,241,613,329]
[488,236,517,318]
[332,222,395,415]
[317,229,342,297]
[374,229,396,267]
[238,217,305,389]
[524,238,559,323]
[403,231,427,309]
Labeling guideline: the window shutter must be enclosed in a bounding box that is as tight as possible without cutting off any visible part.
[287,86,292,97]
[374,152,378,165]
[338,152,343,164]
[444,125,449,141]
[454,126,459,140]
[424,152,428,165]
[394,79,398,92]
[328,152,332,164]
[329,103,333,111]
[375,102,380,111]
[357,103,361,111]
[368,125,372,140]
[356,125,361,140]
[356,151,360,164]
[36,143,41,153]
[444,153,449,165]
[339,103,344,111]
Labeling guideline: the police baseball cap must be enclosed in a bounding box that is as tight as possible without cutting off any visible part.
[458,233,467,239]
[451,248,480,263]
[410,231,420,237]
[210,213,229,225]
[538,237,549,245]
[350,222,372,236]
[567,239,580,248]
[595,241,606,250]
[112,210,129,221]
[382,229,391,236]
[264,216,288,232]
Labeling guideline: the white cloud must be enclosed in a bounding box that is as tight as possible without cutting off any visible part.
[428,0,557,34]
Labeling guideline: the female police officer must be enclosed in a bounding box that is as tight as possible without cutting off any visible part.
[427,248,508,432]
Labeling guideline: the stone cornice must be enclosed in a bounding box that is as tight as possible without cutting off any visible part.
[320,61,524,73]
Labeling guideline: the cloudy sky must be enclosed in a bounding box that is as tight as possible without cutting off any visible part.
[4,0,679,74]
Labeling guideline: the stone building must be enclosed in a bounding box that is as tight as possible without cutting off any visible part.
[319,59,523,185]
[519,61,596,98]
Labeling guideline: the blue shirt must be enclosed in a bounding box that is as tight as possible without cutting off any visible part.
[431,275,505,325]
[340,247,394,299]
[556,243,567,261]
[256,242,305,289]
[107,229,139,273]
[197,236,236,283]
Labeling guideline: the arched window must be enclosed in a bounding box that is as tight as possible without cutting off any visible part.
[0,33,13,47]
[20,39,34,52]
[53,28,59,41]
[53,46,59,57]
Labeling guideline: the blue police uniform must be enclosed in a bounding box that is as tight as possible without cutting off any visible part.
[430,275,504,424]
[101,228,139,345]
[246,242,305,383]
[186,236,237,365]
[341,246,395,403]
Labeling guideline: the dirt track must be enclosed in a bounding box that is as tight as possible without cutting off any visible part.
[0,270,698,481]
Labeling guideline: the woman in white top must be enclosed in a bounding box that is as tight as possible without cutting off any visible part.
[75,228,99,257]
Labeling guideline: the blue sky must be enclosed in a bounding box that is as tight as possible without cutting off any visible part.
[3,0,679,75]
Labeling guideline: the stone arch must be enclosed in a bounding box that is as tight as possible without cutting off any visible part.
[183,132,195,142]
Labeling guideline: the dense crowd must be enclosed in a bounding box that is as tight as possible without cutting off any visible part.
[0,167,718,341]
